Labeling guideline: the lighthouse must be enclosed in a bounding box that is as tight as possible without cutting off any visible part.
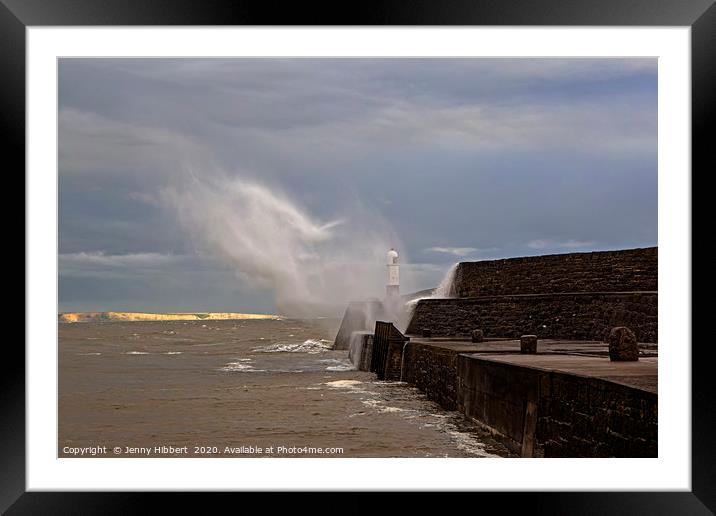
[386,248,399,297]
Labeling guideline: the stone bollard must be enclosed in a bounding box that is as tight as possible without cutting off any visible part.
[520,335,538,354]
[471,329,484,343]
[421,328,432,338]
[608,327,639,361]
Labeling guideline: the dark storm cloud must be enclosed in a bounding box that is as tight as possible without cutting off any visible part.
[58,58,657,312]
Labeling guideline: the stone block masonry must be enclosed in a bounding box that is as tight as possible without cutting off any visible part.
[348,332,374,371]
[401,341,481,410]
[359,335,374,371]
[537,368,657,457]
[399,339,657,457]
[406,292,657,343]
[452,247,657,298]
[457,354,657,457]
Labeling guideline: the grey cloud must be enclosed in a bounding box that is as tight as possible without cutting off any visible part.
[59,252,198,279]
[59,108,214,178]
[59,58,656,159]
[58,58,657,312]
[526,239,596,250]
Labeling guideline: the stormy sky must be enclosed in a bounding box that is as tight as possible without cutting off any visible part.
[58,58,657,314]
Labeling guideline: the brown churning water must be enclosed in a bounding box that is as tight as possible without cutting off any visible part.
[59,318,512,458]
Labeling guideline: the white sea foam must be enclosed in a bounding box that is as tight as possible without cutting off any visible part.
[124,351,149,355]
[360,398,414,414]
[219,360,266,372]
[445,430,499,457]
[163,351,182,355]
[76,352,102,356]
[324,380,363,388]
[379,406,410,413]
[319,358,355,371]
[253,339,332,354]
[326,364,354,371]
[361,399,381,408]
[322,380,380,398]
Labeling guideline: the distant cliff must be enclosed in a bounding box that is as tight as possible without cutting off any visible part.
[58,312,281,323]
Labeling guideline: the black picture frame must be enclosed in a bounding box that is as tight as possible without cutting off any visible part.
[5,0,714,513]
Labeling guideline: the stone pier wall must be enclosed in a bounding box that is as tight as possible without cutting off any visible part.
[406,292,657,343]
[457,355,658,457]
[536,369,657,457]
[400,342,657,457]
[348,333,374,371]
[401,342,467,410]
[453,247,657,298]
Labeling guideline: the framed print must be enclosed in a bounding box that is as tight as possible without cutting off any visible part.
[6,0,714,512]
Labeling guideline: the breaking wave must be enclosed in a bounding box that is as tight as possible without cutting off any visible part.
[162,176,399,317]
[319,358,355,371]
[219,359,266,372]
[253,339,332,354]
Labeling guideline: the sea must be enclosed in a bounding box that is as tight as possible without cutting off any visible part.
[59,318,512,458]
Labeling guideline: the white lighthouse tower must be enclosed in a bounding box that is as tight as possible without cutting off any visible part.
[386,248,400,297]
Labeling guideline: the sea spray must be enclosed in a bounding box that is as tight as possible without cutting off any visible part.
[404,262,459,322]
[347,330,372,368]
[382,293,412,333]
[433,263,459,298]
[161,174,402,317]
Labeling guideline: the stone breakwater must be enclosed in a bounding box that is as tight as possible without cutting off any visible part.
[350,333,658,458]
[338,247,658,457]
[58,311,282,323]
[452,247,657,297]
[456,353,657,458]
[406,292,658,343]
